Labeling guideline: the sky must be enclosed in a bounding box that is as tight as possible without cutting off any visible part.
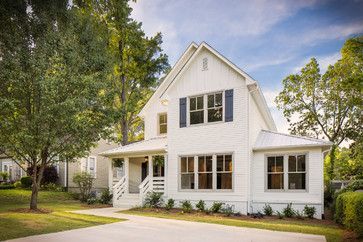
[130,0,363,134]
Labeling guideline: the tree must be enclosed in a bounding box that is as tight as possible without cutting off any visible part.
[0,1,115,209]
[276,37,363,180]
[80,0,170,145]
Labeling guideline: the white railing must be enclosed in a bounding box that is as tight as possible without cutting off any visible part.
[113,175,127,201]
[138,176,166,205]
[152,177,165,193]
[138,175,151,205]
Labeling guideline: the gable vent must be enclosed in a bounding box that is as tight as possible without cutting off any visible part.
[202,57,208,71]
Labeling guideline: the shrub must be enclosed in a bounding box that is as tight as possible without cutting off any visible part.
[283,203,295,218]
[221,204,234,217]
[0,184,15,189]
[165,198,175,210]
[143,191,163,208]
[0,172,9,181]
[335,191,363,237]
[180,200,193,213]
[73,172,94,202]
[295,210,304,220]
[195,200,206,212]
[87,197,98,205]
[27,165,59,184]
[100,189,113,204]
[303,205,316,219]
[276,211,284,219]
[41,183,63,192]
[14,181,22,188]
[210,202,224,213]
[263,204,273,216]
[20,176,32,188]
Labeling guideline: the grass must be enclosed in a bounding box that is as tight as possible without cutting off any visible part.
[0,189,124,241]
[120,208,351,242]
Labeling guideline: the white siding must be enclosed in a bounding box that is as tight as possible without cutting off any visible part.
[251,147,324,218]
[144,100,168,140]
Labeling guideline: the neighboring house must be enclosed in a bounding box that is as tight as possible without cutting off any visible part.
[58,139,118,193]
[0,155,25,182]
[101,42,332,218]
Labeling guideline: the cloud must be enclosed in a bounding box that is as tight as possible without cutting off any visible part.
[292,52,341,74]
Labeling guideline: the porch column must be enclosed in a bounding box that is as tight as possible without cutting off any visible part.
[124,157,129,194]
[148,155,153,190]
[164,154,167,195]
[108,158,113,191]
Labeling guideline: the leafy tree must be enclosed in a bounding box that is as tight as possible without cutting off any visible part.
[79,0,170,145]
[0,1,115,209]
[276,37,363,179]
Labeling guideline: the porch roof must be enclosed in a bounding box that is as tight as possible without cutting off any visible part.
[100,137,167,157]
[253,130,333,151]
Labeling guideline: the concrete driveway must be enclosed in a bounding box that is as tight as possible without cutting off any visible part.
[8,207,326,242]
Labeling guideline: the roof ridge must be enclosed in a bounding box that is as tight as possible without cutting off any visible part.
[261,129,332,144]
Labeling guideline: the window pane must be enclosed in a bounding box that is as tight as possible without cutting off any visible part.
[159,114,166,124]
[208,107,223,122]
[190,110,204,124]
[267,157,275,172]
[181,157,187,172]
[208,94,214,108]
[206,156,212,171]
[181,174,195,189]
[190,98,196,111]
[217,155,223,171]
[187,157,194,172]
[288,155,296,172]
[197,96,204,109]
[198,156,205,172]
[275,156,284,172]
[160,124,167,134]
[288,173,306,189]
[198,173,212,189]
[225,155,232,171]
[297,155,306,171]
[268,174,284,189]
[217,173,232,189]
[215,93,222,106]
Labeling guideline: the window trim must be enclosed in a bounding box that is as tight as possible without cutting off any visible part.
[157,112,167,136]
[264,153,308,193]
[207,92,224,123]
[189,95,205,125]
[82,156,97,178]
[178,152,234,192]
[187,90,225,127]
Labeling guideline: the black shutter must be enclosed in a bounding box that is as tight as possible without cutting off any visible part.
[225,89,233,122]
[179,97,187,127]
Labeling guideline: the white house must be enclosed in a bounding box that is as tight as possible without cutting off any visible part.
[102,42,332,218]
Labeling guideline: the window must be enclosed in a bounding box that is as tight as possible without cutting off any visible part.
[158,113,167,135]
[180,156,195,189]
[208,92,223,122]
[82,156,97,178]
[202,57,208,70]
[180,154,233,190]
[217,154,232,189]
[189,95,204,125]
[267,156,284,190]
[198,155,213,189]
[288,155,306,190]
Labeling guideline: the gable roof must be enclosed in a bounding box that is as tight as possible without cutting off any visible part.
[253,130,333,151]
[100,137,167,157]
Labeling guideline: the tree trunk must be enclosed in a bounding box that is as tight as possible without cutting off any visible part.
[328,144,337,180]
[30,165,38,210]
[119,38,128,146]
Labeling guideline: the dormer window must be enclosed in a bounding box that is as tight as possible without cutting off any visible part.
[158,113,167,135]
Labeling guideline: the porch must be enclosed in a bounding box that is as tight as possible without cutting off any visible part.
[101,137,167,207]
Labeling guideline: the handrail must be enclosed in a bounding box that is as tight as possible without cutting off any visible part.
[113,175,127,201]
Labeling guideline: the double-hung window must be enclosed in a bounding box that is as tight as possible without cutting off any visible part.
[207,92,223,122]
[288,155,306,190]
[267,156,284,190]
[158,113,167,135]
[189,95,204,125]
[180,156,195,189]
[82,156,97,178]
[198,155,213,189]
[217,154,232,189]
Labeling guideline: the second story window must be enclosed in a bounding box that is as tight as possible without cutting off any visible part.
[158,113,167,135]
[189,95,204,125]
[207,92,223,122]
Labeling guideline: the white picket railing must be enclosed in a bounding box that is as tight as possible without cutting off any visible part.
[138,176,165,205]
[152,177,165,193]
[113,175,127,201]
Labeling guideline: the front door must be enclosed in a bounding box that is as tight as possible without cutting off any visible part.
[141,161,148,181]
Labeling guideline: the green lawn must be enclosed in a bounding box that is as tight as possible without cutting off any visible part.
[0,189,123,241]
[121,208,350,242]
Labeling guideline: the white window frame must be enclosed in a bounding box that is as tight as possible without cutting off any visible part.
[82,156,97,178]
[287,154,307,190]
[157,113,167,136]
[207,92,223,123]
[266,155,284,191]
[179,153,233,191]
[216,154,233,190]
[197,155,213,190]
[180,156,195,190]
[265,153,308,192]
[189,95,204,125]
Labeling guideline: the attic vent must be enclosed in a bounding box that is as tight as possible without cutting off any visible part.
[202,57,208,71]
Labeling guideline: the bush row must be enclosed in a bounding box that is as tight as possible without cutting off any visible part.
[335,191,363,237]
[263,203,316,219]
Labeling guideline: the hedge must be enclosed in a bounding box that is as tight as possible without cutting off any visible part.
[0,184,15,190]
[335,191,363,237]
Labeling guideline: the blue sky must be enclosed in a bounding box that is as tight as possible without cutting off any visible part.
[131,0,363,133]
